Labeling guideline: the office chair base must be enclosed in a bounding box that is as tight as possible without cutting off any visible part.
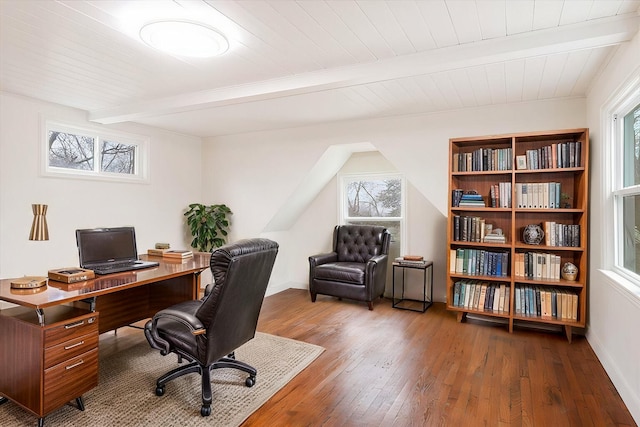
[153,357,257,417]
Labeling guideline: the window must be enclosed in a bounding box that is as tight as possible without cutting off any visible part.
[339,173,406,259]
[42,121,149,182]
[612,76,640,284]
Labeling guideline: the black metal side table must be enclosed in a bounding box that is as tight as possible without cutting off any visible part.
[392,261,434,312]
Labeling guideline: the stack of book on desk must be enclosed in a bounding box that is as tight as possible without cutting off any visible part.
[147,248,194,259]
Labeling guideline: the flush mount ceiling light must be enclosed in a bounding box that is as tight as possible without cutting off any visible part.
[139,20,229,58]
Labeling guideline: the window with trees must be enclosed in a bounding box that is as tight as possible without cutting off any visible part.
[339,173,405,257]
[615,100,640,282]
[43,121,148,182]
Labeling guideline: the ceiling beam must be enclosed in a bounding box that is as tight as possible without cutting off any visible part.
[89,13,640,124]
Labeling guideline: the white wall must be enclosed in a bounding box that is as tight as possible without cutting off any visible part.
[0,93,203,307]
[586,30,640,422]
[202,97,586,301]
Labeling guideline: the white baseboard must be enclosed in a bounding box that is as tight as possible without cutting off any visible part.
[265,281,307,297]
[587,328,640,424]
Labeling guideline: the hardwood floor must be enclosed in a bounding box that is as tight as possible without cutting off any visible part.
[246,289,635,427]
[101,288,636,426]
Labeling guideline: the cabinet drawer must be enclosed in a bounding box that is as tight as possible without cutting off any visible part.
[43,348,98,415]
[44,332,99,369]
[44,314,98,347]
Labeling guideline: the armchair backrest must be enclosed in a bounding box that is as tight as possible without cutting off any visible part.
[196,238,278,365]
[333,225,391,263]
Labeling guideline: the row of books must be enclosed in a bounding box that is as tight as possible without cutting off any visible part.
[513,252,561,280]
[452,280,510,314]
[489,182,511,208]
[514,182,563,209]
[514,285,578,321]
[542,222,580,247]
[517,141,582,170]
[450,248,509,277]
[452,216,506,243]
[452,147,513,172]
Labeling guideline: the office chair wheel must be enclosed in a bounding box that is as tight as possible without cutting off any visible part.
[155,385,165,396]
[245,376,256,387]
[201,404,211,417]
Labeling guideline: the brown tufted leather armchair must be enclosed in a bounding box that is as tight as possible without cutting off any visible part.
[309,225,391,310]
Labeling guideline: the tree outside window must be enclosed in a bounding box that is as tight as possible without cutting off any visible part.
[43,121,147,182]
[341,174,406,282]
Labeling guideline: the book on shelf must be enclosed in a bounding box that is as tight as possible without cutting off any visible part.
[458,194,486,207]
[514,182,561,209]
[542,222,580,247]
[451,279,510,313]
[515,252,561,280]
[453,147,513,172]
[489,182,511,208]
[521,141,581,170]
[513,285,578,321]
[454,215,493,242]
[452,248,509,277]
[452,189,464,207]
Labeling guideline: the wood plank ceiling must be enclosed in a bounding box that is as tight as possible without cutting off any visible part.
[1,0,639,137]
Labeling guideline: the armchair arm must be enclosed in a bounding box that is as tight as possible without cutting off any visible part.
[364,254,389,299]
[146,304,206,356]
[309,252,338,267]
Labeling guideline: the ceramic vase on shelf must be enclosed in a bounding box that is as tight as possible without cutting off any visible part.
[561,262,578,281]
[522,224,544,245]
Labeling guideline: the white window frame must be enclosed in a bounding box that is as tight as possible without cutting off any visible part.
[338,172,407,254]
[607,72,640,287]
[41,119,150,183]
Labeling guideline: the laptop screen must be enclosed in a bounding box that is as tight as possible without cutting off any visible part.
[76,227,139,267]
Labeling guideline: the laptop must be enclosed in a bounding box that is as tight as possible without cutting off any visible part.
[76,227,159,275]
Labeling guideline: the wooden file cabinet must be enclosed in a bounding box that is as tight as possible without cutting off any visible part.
[0,305,99,424]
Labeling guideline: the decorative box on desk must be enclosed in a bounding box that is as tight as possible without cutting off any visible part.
[392,257,434,312]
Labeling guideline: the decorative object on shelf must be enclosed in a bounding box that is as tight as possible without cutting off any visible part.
[561,262,578,281]
[483,228,506,243]
[28,203,49,241]
[522,224,544,245]
[561,192,572,208]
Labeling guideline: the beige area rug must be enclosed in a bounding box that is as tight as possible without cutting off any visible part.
[1,332,324,426]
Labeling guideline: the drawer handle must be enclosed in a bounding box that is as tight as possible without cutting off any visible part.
[66,360,84,370]
[64,320,85,329]
[64,340,85,350]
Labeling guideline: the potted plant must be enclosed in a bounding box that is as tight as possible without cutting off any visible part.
[184,203,232,252]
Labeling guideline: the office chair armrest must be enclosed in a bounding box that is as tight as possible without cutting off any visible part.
[146,305,206,355]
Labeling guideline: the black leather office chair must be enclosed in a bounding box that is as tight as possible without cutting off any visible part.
[144,238,278,416]
[309,225,391,310]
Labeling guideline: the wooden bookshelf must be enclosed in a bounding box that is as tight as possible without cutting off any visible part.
[446,129,589,342]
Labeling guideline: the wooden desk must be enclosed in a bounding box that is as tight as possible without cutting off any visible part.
[0,253,210,426]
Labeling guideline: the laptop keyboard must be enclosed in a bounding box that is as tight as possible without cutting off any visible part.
[92,262,135,275]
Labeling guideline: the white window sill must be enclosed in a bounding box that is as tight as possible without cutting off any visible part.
[599,269,640,309]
